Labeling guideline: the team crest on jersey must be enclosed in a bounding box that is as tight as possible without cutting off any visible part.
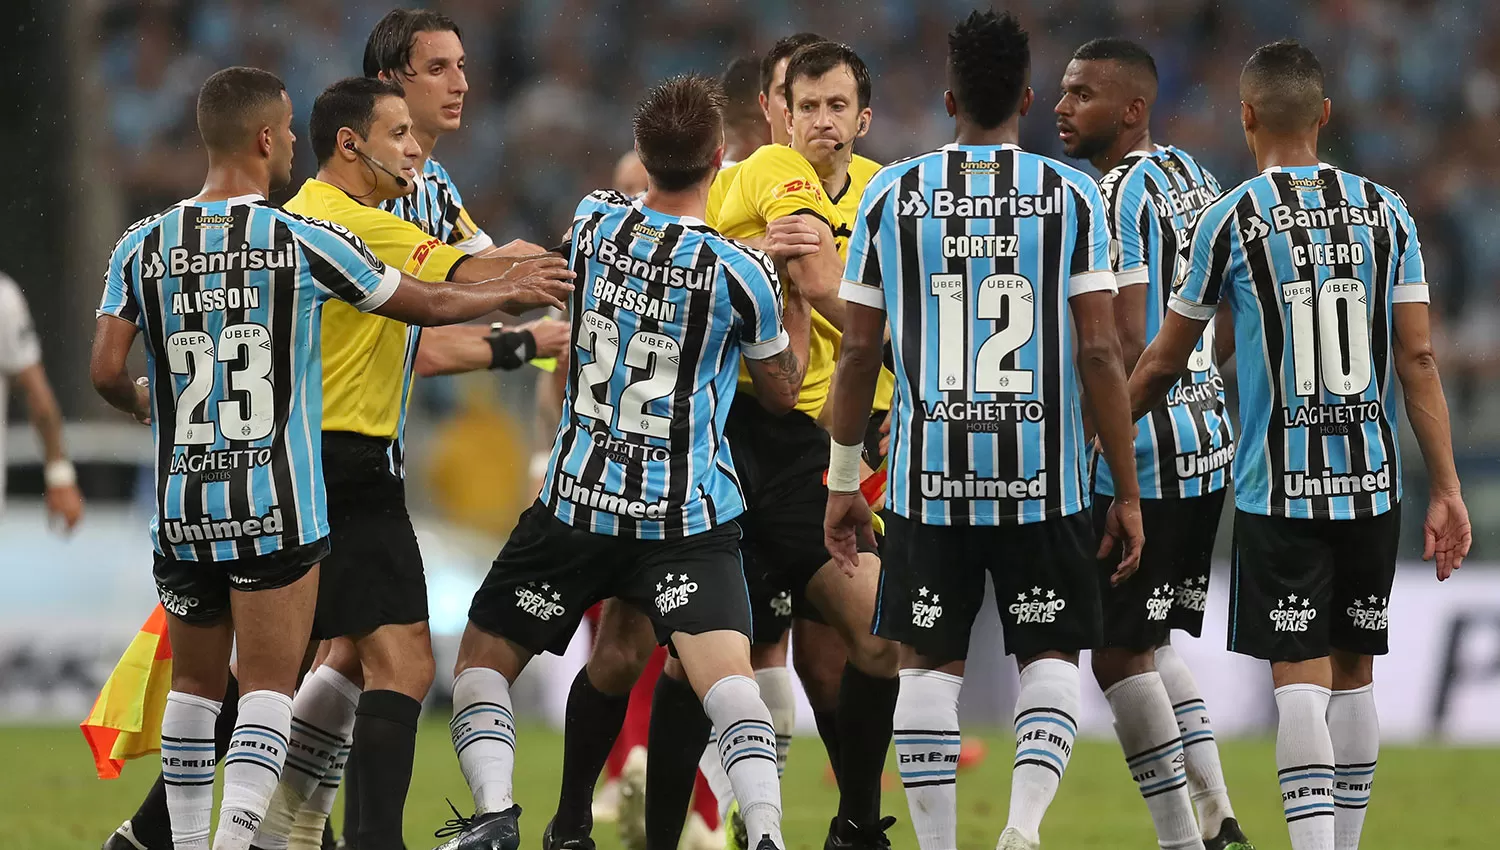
[1346,596,1389,632]
[655,573,700,616]
[1270,594,1318,632]
[1146,584,1174,622]
[516,582,567,621]
[1010,586,1067,624]
[1175,575,1209,614]
[769,590,793,619]
[911,586,944,629]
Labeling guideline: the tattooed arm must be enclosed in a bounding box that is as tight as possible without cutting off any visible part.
[744,287,810,415]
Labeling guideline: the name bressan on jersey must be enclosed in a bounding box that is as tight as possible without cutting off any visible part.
[591,275,678,322]
[581,238,716,291]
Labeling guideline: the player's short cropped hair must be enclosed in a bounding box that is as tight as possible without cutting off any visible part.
[1071,37,1158,81]
[948,9,1030,129]
[1241,39,1325,134]
[633,75,726,193]
[363,8,463,78]
[721,56,763,122]
[760,32,825,96]
[310,76,406,166]
[196,67,288,154]
[785,41,872,110]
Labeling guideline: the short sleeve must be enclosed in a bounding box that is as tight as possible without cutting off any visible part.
[0,276,41,376]
[284,215,401,312]
[745,147,840,230]
[725,246,788,360]
[1168,195,1239,320]
[1100,164,1151,287]
[96,234,144,327]
[839,175,895,312]
[1384,189,1428,303]
[1068,177,1117,297]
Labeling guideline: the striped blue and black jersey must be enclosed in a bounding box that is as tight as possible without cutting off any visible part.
[1095,144,1235,500]
[539,191,788,539]
[841,143,1116,526]
[382,157,494,253]
[98,195,401,560]
[1170,164,1429,519]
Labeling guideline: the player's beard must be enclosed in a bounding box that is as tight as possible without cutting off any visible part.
[1064,123,1118,163]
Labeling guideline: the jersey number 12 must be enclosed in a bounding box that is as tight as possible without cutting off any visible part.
[931,273,1036,394]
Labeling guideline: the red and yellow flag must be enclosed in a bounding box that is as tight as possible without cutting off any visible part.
[80,605,174,779]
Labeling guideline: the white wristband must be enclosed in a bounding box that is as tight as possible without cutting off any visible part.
[45,459,77,489]
[828,440,863,493]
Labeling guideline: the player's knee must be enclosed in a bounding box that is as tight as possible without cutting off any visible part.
[1330,649,1374,690]
[848,631,899,678]
[1090,646,1153,689]
[587,640,651,695]
[171,666,231,701]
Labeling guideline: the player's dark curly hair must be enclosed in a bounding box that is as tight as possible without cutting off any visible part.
[197,67,287,154]
[633,75,727,192]
[310,77,406,166]
[1072,37,1158,81]
[1241,39,1325,134]
[363,9,463,79]
[760,32,825,96]
[948,9,1030,129]
[785,41,872,110]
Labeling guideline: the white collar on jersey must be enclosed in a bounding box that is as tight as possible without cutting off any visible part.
[1261,162,1337,174]
[175,193,266,207]
[940,142,1022,151]
[632,196,705,228]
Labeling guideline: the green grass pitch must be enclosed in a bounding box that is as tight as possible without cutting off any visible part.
[5,722,1494,849]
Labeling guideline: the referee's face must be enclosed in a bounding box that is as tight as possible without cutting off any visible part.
[365,96,422,199]
[787,65,865,171]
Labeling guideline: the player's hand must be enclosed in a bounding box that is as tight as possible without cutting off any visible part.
[764,215,824,262]
[45,483,83,534]
[878,410,891,459]
[515,316,571,359]
[498,256,575,310]
[132,376,152,426]
[825,490,876,577]
[493,238,549,257]
[1424,488,1471,581]
[1099,497,1144,585]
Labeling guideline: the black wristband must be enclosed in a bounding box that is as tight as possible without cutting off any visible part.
[487,327,537,371]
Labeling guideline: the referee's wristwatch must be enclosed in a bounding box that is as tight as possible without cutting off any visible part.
[486,322,538,371]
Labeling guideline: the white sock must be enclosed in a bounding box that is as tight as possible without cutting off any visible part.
[216,690,294,850]
[1007,658,1080,844]
[162,690,223,850]
[1105,673,1203,850]
[451,667,518,814]
[754,666,796,778]
[1274,684,1336,850]
[1328,685,1378,850]
[704,675,783,849]
[254,666,361,850]
[892,669,962,850]
[287,739,350,850]
[1156,644,1235,837]
[700,735,736,820]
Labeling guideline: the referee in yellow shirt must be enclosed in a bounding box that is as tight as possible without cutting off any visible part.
[271,77,569,850]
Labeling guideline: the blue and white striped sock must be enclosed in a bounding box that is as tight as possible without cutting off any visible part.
[893,669,962,850]
[451,667,518,814]
[217,690,294,850]
[1328,684,1378,850]
[162,690,222,850]
[1105,673,1202,850]
[1274,684,1335,850]
[1008,658,1080,844]
[704,675,783,849]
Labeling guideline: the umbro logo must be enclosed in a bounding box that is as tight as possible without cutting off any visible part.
[1240,215,1270,243]
[141,252,166,279]
[897,190,929,217]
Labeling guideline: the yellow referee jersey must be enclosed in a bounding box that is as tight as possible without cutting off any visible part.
[709,145,894,419]
[283,178,468,440]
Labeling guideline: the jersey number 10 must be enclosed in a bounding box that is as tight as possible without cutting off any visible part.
[930,273,1037,394]
[1280,277,1373,396]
